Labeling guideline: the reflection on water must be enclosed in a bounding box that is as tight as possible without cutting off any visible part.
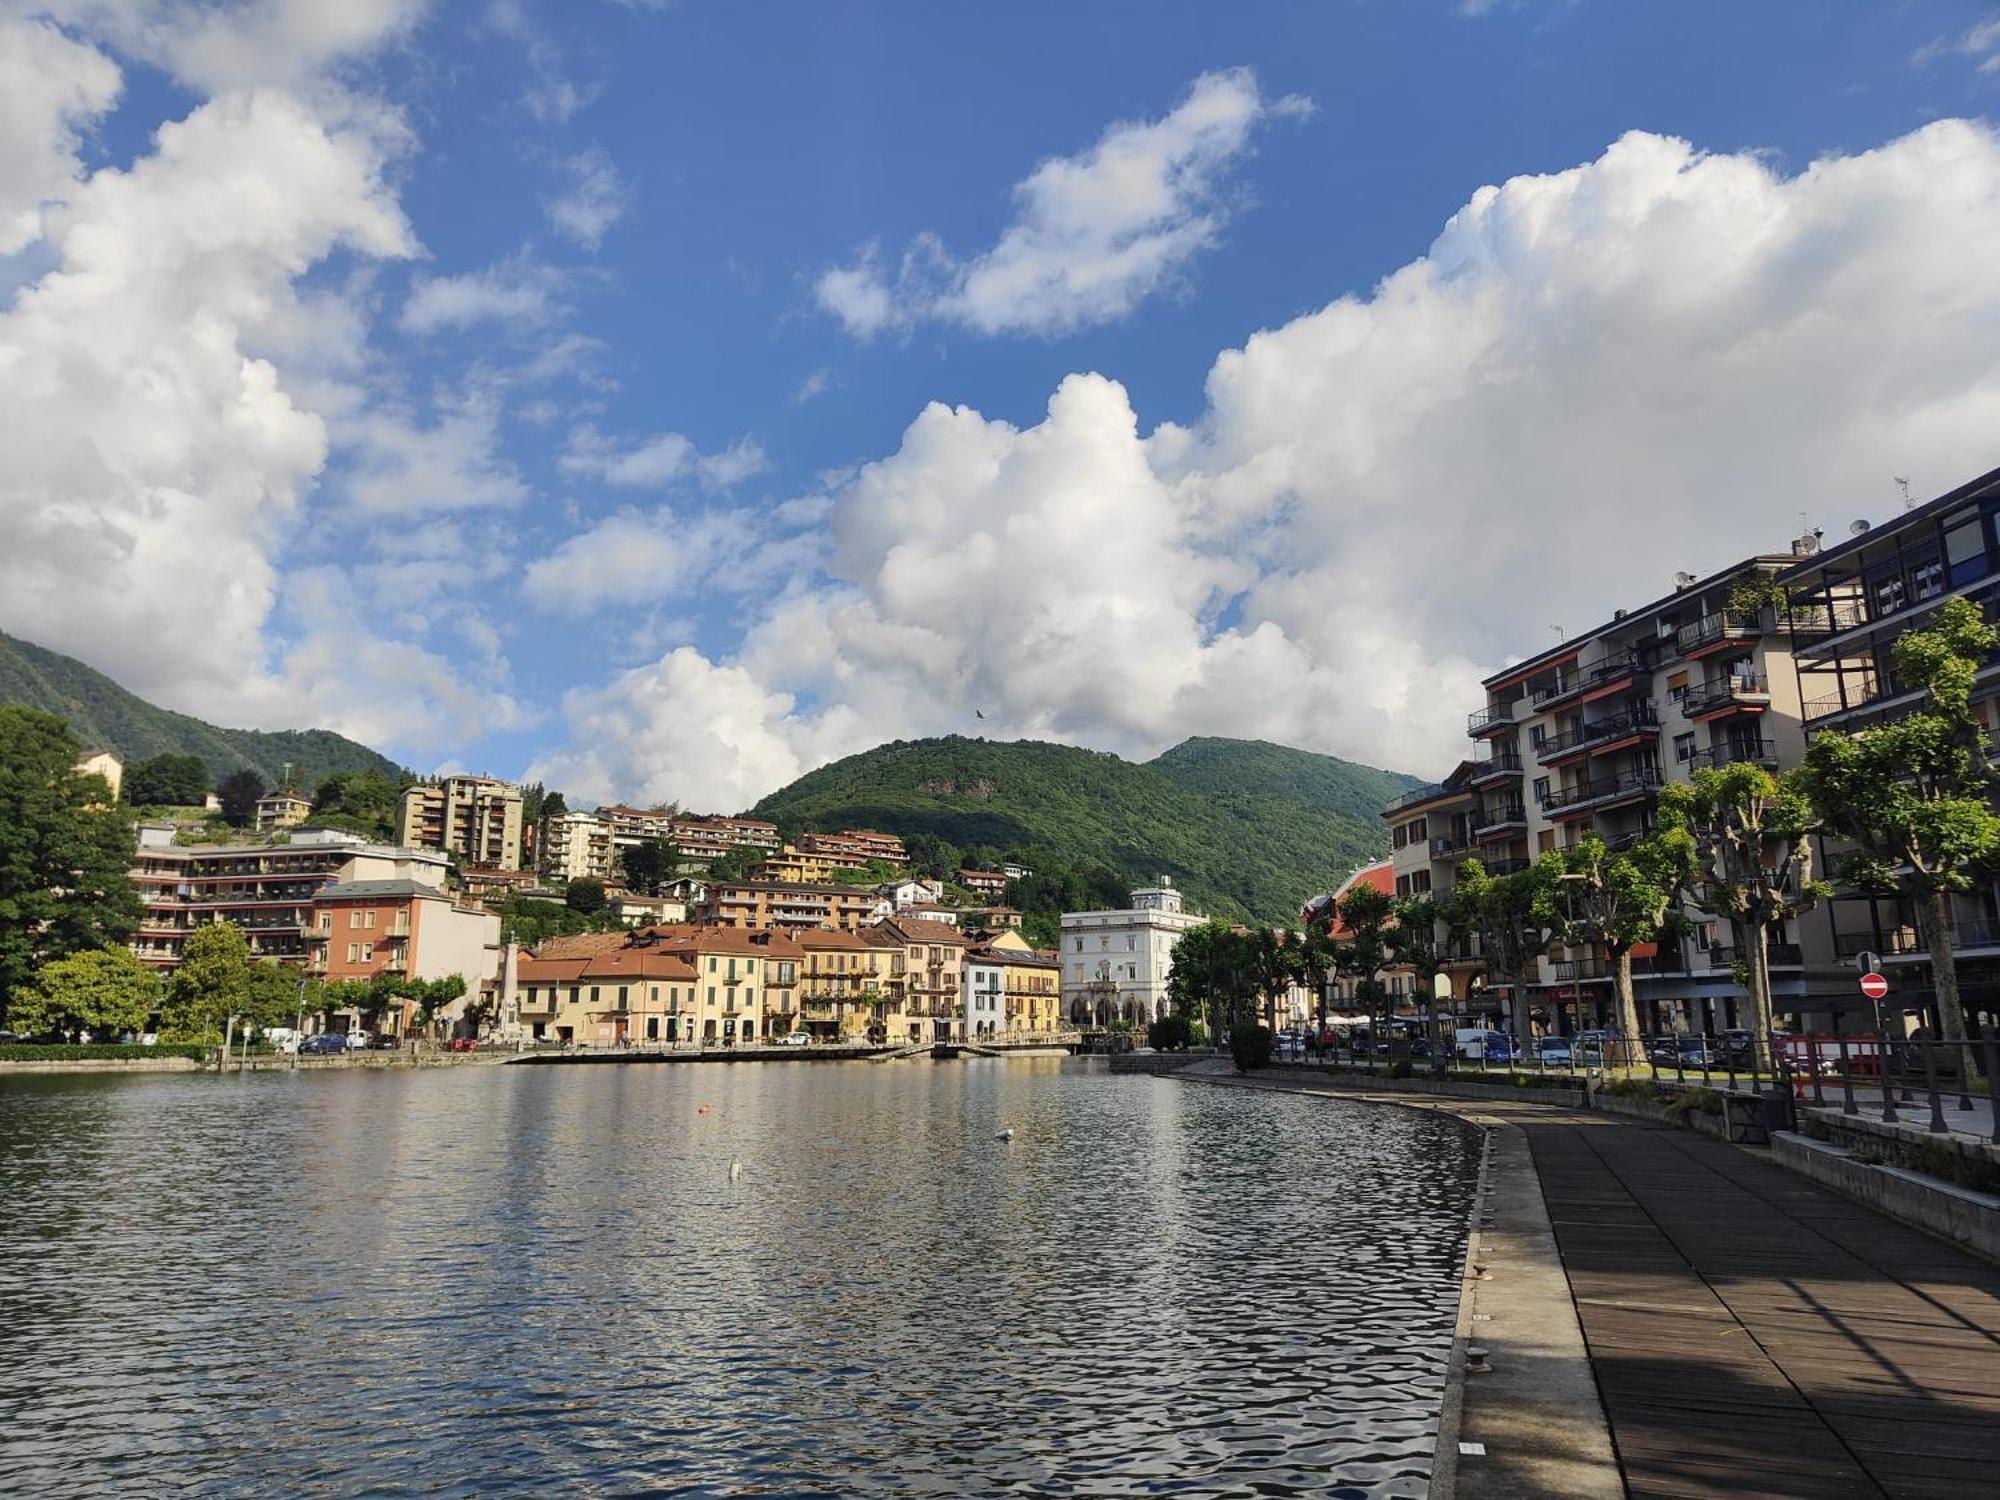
[0,1058,1479,1497]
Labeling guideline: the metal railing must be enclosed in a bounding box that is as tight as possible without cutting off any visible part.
[1686,738,1780,770]
[1682,675,1770,718]
[1540,767,1666,814]
[1467,704,1516,734]
[1469,752,1524,778]
[1537,707,1661,761]
[1676,610,1763,654]
[1471,801,1527,833]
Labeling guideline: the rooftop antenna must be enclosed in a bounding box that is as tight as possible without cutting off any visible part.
[1894,476,1914,510]
[1550,625,1566,643]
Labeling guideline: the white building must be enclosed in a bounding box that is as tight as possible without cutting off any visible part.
[540,810,615,883]
[963,952,1007,1037]
[879,878,945,909]
[1059,879,1207,1027]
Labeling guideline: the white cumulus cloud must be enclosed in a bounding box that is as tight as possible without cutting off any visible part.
[545,146,628,249]
[816,67,1309,338]
[399,255,563,333]
[0,14,122,255]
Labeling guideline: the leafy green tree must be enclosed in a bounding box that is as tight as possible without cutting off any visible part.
[0,707,143,1021]
[1655,764,1825,1070]
[309,771,405,839]
[400,973,467,1040]
[1248,927,1302,1030]
[11,947,158,1039]
[1297,923,1341,1044]
[1552,834,1681,1067]
[125,753,210,807]
[566,877,607,915]
[1389,895,1449,1061]
[619,838,676,896]
[1451,856,1562,1048]
[242,961,307,1031]
[1336,880,1396,1039]
[1166,920,1255,1037]
[217,768,266,827]
[161,921,253,1041]
[1796,597,2000,1056]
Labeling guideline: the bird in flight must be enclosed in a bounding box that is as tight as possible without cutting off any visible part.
[975,710,986,720]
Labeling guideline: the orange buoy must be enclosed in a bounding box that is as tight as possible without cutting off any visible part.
[696,1104,711,1115]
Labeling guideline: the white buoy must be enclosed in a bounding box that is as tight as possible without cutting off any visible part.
[994,1128,1014,1142]
[729,1160,743,1181]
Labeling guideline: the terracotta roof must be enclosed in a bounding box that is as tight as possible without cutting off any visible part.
[1325,859,1397,939]
[529,931,635,959]
[876,916,967,946]
[967,946,1060,968]
[791,928,881,951]
[517,951,698,985]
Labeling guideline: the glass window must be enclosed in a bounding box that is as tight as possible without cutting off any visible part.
[1908,550,1944,603]
[1944,512,1986,586]
[1674,732,1697,763]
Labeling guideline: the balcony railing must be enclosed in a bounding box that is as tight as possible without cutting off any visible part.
[1471,801,1527,835]
[1836,919,2000,956]
[1675,610,1762,655]
[1584,648,1648,686]
[1531,675,1585,709]
[1430,834,1473,859]
[1468,751,1524,780]
[1536,707,1661,762]
[1803,677,1893,723]
[1550,957,1609,982]
[1389,782,1450,811]
[1481,857,1532,876]
[1540,768,1666,814]
[1467,704,1516,735]
[1681,675,1770,718]
[1784,598,1868,637]
[1686,739,1780,770]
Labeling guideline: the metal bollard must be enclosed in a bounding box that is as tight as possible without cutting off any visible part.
[1879,1027,1900,1125]
[1808,1033,1826,1108]
[1922,1043,1948,1135]
[1838,1032,1857,1116]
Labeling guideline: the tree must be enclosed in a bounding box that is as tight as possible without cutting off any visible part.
[1552,834,1681,1068]
[242,962,306,1031]
[125,753,210,808]
[401,974,467,1041]
[160,921,253,1042]
[1451,857,1562,1048]
[1165,921,1255,1038]
[0,707,143,1022]
[1389,895,1448,1065]
[1248,927,1302,1031]
[11,947,158,1039]
[1796,597,2000,1060]
[1297,924,1341,1048]
[310,771,405,839]
[1655,764,1825,1071]
[217,768,267,827]
[1336,880,1396,1041]
[619,838,676,897]
[566,877,607,915]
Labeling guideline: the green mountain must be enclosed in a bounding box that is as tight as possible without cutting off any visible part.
[0,629,402,793]
[747,735,1424,923]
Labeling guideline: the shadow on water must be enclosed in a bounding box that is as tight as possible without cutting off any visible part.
[0,1061,1482,1497]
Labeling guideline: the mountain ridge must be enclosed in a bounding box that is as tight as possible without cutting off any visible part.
[0,629,402,793]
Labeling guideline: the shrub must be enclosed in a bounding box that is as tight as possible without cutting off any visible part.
[1231,1023,1274,1073]
[0,1043,208,1061]
[1147,1012,1195,1051]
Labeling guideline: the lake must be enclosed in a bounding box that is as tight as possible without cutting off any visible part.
[0,1058,1481,1497]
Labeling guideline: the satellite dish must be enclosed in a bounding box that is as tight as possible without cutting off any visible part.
[1849,519,1871,537]
[1674,571,1697,587]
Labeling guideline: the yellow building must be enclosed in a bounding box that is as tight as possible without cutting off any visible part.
[396,775,525,870]
[695,880,885,933]
[792,929,907,1041]
[967,929,1063,1034]
[752,845,852,885]
[74,750,122,804]
[255,792,313,832]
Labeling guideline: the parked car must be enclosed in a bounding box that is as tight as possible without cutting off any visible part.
[448,1037,477,1053]
[369,1034,400,1051]
[300,1033,348,1055]
[1534,1036,1574,1067]
[777,1031,812,1047]
[264,1027,303,1054]
[1456,1027,1511,1060]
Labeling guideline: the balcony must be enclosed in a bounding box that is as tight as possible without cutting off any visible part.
[1535,707,1661,765]
[1686,739,1780,771]
[1834,919,2000,957]
[1481,857,1532,876]
[1389,781,1452,812]
[1682,674,1771,720]
[1467,703,1517,738]
[1784,597,1868,638]
[1580,648,1649,699]
[1550,957,1609,983]
[1540,768,1666,818]
[1470,801,1528,839]
[1467,751,1524,786]
[1429,834,1474,860]
[1531,674,1587,712]
[1676,610,1763,657]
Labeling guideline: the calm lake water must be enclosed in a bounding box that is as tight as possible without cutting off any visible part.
[0,1059,1480,1497]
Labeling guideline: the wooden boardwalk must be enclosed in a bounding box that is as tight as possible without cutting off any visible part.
[1522,1116,2000,1499]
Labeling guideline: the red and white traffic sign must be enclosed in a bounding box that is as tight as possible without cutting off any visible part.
[1858,971,1889,1001]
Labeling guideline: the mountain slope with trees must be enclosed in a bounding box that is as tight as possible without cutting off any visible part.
[0,630,400,791]
[747,735,1423,923]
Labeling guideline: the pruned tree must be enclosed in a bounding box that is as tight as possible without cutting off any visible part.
[1450,856,1563,1048]
[1655,764,1825,1071]
[1553,833,1682,1068]
[1248,927,1302,1031]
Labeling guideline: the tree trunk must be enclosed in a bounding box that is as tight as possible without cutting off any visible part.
[1914,886,1971,1049]
[1742,919,1774,1073]
[1510,962,1535,1050]
[1612,947,1642,1071]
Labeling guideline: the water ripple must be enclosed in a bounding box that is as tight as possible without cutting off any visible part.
[0,1059,1480,1497]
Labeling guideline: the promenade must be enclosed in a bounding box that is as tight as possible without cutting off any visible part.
[1185,1069,2000,1499]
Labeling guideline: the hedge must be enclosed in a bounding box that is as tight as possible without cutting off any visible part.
[0,1043,210,1061]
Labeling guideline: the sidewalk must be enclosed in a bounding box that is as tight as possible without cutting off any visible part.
[1189,1070,2000,1498]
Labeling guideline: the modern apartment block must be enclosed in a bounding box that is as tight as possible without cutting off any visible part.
[797,829,907,865]
[306,878,500,995]
[753,846,850,884]
[1060,879,1206,1026]
[693,879,888,933]
[129,825,450,970]
[1388,551,1827,1036]
[395,775,525,871]
[1776,463,2000,1027]
[539,809,616,883]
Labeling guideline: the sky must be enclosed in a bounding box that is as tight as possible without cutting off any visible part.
[4,1,2000,813]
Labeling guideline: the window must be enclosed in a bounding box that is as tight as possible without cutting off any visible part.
[1666,671,1689,705]
[349,909,363,929]
[618,986,628,1004]
[1533,776,1551,806]
[590,987,599,1002]
[1411,870,1431,894]
[363,910,376,930]
[1674,731,1697,763]
[1944,509,1987,586]
[359,943,373,961]
[1537,830,1555,854]
[1528,723,1547,749]
[346,942,359,962]
[1396,874,1411,898]
[1393,822,1407,849]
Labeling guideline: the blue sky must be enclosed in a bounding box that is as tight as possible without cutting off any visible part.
[5,0,2000,811]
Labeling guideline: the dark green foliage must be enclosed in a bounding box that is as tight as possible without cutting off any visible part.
[124,752,210,807]
[749,736,1421,922]
[0,629,401,790]
[1231,1023,1275,1073]
[217,768,266,826]
[0,707,143,1020]
[565,878,607,915]
[619,838,675,896]
[310,771,407,840]
[495,896,619,947]
[705,845,762,883]
[1146,1011,1196,1051]
[0,1043,209,1061]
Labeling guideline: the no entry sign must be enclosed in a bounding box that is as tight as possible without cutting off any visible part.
[1859,971,1889,1001]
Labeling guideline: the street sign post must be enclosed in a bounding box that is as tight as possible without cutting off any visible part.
[1859,971,1889,1001]
[1854,950,1882,976]
[1856,968,1898,1122]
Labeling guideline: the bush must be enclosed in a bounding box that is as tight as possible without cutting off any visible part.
[1147,1012,1195,1051]
[1231,1023,1274,1073]
[0,1043,209,1061]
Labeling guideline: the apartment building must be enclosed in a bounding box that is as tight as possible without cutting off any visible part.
[791,929,906,1041]
[253,792,313,832]
[513,948,702,1045]
[540,809,615,883]
[873,914,967,1042]
[965,930,1061,1034]
[128,826,450,970]
[1060,879,1206,1027]
[797,829,908,866]
[1775,463,2000,1031]
[957,868,1008,898]
[753,846,849,884]
[306,879,500,1018]
[396,775,525,871]
[694,879,887,933]
[1390,552,1826,1036]
[672,814,781,853]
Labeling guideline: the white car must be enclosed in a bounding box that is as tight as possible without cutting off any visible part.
[777,1032,812,1047]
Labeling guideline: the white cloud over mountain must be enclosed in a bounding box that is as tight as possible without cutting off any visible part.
[547,120,2000,810]
[816,67,1310,338]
